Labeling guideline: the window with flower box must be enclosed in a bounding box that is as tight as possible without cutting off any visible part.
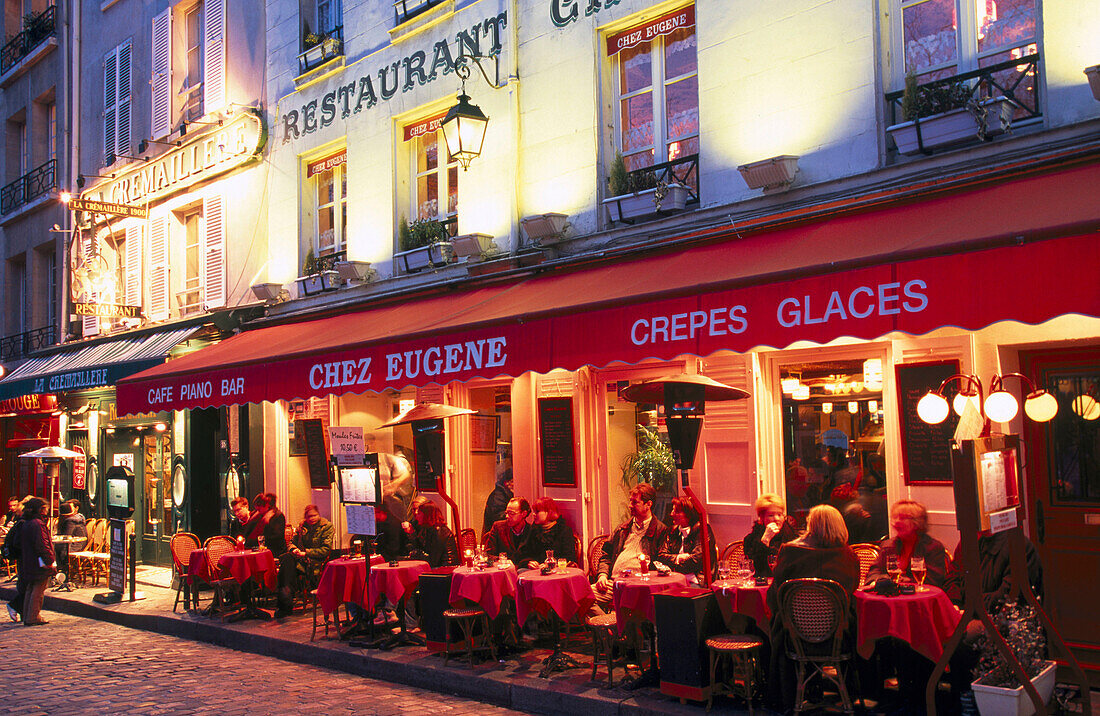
[406,112,458,234]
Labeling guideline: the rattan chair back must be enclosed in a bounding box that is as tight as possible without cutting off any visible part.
[587,534,608,580]
[778,578,849,656]
[850,543,879,586]
[458,528,477,554]
[720,540,746,573]
[170,532,200,571]
[203,535,236,567]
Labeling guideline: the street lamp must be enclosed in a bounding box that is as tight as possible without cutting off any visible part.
[439,53,504,171]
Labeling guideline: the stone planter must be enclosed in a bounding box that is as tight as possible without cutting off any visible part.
[972,661,1057,716]
[395,241,455,273]
[335,260,372,282]
[520,212,569,246]
[602,183,690,224]
[295,270,340,297]
[1086,65,1100,102]
[451,233,498,262]
[887,96,1014,155]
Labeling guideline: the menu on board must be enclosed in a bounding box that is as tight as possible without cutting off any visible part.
[345,504,377,536]
[538,397,577,487]
[895,360,960,485]
[339,465,379,504]
[300,418,331,488]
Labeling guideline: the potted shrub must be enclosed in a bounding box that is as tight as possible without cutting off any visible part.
[602,154,690,224]
[1085,65,1100,102]
[300,29,343,72]
[970,603,1057,716]
[395,216,454,273]
[888,74,1014,155]
[620,424,677,523]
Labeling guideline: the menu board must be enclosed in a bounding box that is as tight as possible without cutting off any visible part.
[345,504,377,536]
[538,398,577,487]
[337,457,380,505]
[895,360,959,485]
[300,419,331,488]
[108,519,126,594]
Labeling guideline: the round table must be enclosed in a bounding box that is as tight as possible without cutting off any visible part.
[612,573,688,635]
[187,548,211,584]
[854,586,962,662]
[516,567,595,624]
[218,548,277,590]
[368,560,430,649]
[449,564,519,619]
[315,554,385,616]
[710,579,771,627]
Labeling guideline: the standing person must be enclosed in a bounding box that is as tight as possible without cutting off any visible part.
[18,497,55,626]
[404,501,458,568]
[743,493,798,577]
[594,483,668,609]
[484,497,537,566]
[3,500,25,621]
[482,469,513,534]
[526,497,578,569]
[367,434,416,523]
[657,496,717,585]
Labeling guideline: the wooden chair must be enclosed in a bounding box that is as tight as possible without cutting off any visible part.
[587,534,609,581]
[442,606,494,665]
[721,540,746,576]
[777,578,860,715]
[587,612,621,686]
[74,518,109,586]
[707,633,765,713]
[68,518,100,584]
[170,532,201,611]
[850,543,880,587]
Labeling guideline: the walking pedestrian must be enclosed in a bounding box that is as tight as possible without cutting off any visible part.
[18,497,55,626]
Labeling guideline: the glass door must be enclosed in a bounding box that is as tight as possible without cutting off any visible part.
[140,431,173,566]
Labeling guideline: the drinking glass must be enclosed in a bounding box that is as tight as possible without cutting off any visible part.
[911,555,927,591]
[639,553,650,579]
[886,554,901,582]
[717,563,731,581]
[257,535,265,551]
[737,558,752,585]
[767,553,779,575]
[556,558,567,573]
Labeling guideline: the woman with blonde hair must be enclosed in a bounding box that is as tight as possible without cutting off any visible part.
[743,492,798,577]
[766,504,859,615]
[866,499,948,587]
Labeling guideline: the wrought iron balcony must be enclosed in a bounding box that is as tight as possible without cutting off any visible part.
[394,0,448,25]
[884,53,1042,148]
[314,249,347,274]
[298,25,343,76]
[0,5,57,75]
[1,159,57,215]
[623,153,700,205]
[0,326,55,362]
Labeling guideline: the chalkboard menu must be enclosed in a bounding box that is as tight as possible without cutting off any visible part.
[895,360,960,485]
[412,419,445,492]
[538,398,577,487]
[108,518,126,594]
[300,418,331,488]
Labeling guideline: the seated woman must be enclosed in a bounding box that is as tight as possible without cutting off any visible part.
[866,499,949,588]
[656,496,718,585]
[404,501,458,569]
[766,504,859,711]
[743,492,798,577]
[525,496,578,569]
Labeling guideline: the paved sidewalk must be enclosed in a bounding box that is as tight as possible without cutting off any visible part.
[0,575,733,716]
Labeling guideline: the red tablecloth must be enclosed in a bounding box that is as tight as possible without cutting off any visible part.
[855,586,962,662]
[315,555,385,616]
[217,549,277,590]
[187,548,211,584]
[448,565,519,619]
[516,567,595,624]
[710,579,771,626]
[612,573,688,634]
[368,560,429,606]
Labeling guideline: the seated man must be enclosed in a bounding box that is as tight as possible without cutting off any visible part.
[54,500,88,571]
[288,504,334,588]
[484,497,537,566]
[228,496,252,546]
[594,483,668,609]
[2,496,21,537]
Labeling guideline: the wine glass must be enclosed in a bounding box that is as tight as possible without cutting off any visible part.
[911,555,927,591]
[886,553,901,582]
[767,553,779,576]
[737,558,752,585]
[257,534,265,552]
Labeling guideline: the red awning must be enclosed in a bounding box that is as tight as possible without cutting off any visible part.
[116,164,1100,415]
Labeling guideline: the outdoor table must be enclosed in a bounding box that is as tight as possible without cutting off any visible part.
[187,548,211,585]
[449,564,519,619]
[315,554,385,616]
[368,560,430,648]
[218,548,278,621]
[854,585,962,662]
[516,567,595,677]
[613,573,688,635]
[709,578,770,628]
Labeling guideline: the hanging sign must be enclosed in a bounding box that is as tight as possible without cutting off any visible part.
[606,6,695,56]
[68,198,149,219]
[403,111,448,142]
[72,446,87,491]
[328,425,365,466]
[306,150,347,177]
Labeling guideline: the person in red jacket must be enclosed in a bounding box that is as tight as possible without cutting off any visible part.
[18,497,55,626]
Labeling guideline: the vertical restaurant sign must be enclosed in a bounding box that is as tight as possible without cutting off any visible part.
[72,445,87,491]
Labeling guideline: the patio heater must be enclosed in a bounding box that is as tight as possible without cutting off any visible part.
[19,445,83,528]
[620,374,750,586]
[378,402,476,536]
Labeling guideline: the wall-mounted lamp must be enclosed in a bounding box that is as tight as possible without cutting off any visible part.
[520,213,570,245]
[916,372,1059,426]
[154,422,167,432]
[440,53,505,171]
[105,152,149,165]
[76,173,112,189]
[250,282,287,303]
[178,118,223,137]
[137,137,181,153]
[737,155,800,193]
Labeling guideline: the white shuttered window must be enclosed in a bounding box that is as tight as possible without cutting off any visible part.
[103,40,132,165]
[151,9,172,140]
[124,222,143,308]
[204,0,226,114]
[203,194,225,308]
[149,216,169,321]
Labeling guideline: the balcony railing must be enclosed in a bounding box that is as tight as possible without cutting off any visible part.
[0,4,57,75]
[884,53,1042,145]
[394,0,447,25]
[0,326,55,362]
[298,25,343,76]
[624,153,700,205]
[314,249,347,274]
[1,159,57,215]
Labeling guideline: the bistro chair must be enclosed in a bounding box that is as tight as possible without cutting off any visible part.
[720,540,746,576]
[68,518,100,584]
[170,531,201,611]
[202,535,238,613]
[441,605,495,665]
[457,528,477,555]
[586,611,621,687]
[850,543,879,587]
[706,633,765,713]
[586,534,608,581]
[777,578,859,715]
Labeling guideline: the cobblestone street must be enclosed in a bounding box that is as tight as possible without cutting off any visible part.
[0,611,524,715]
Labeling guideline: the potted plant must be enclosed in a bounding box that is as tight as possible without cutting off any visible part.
[620,424,677,523]
[888,74,1014,155]
[602,154,690,224]
[300,28,343,72]
[970,603,1057,716]
[295,247,340,296]
[395,216,454,273]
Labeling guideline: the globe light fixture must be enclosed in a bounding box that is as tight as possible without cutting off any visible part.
[984,373,1058,424]
[1072,395,1099,420]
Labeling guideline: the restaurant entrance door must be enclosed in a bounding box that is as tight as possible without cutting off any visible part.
[1022,346,1100,674]
[139,431,173,566]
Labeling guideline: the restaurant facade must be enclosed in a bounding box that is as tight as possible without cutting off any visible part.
[6,0,1097,670]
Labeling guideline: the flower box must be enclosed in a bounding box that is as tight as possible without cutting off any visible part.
[888,97,1013,155]
[520,213,569,246]
[451,233,498,262]
[972,661,1056,716]
[602,183,690,224]
[295,270,340,297]
[335,260,372,282]
[395,241,455,274]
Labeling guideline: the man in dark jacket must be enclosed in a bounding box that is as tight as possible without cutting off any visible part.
[594,483,668,609]
[484,497,537,565]
[54,500,88,569]
[18,497,55,625]
[482,470,513,534]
